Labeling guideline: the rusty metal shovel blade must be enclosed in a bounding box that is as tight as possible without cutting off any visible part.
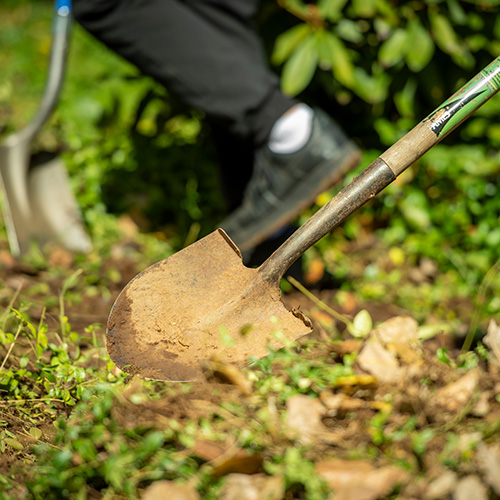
[107,229,312,381]
[107,56,500,381]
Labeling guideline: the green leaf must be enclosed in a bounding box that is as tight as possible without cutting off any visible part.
[316,31,355,86]
[378,28,408,68]
[4,437,24,451]
[61,269,83,296]
[429,12,461,55]
[318,0,348,22]
[335,19,363,43]
[405,19,434,72]
[272,23,312,66]
[281,35,319,96]
[348,310,373,338]
[38,331,48,348]
[353,67,390,104]
[394,77,417,118]
[446,0,467,25]
[351,0,377,18]
[399,191,432,231]
[29,427,42,440]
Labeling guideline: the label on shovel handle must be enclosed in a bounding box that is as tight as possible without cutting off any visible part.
[426,57,500,138]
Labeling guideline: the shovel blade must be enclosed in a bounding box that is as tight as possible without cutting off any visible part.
[0,139,33,255]
[28,154,92,253]
[0,142,92,255]
[107,229,312,381]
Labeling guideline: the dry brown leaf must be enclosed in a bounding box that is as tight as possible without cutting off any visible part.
[203,356,252,396]
[192,440,262,476]
[357,339,401,383]
[476,442,500,495]
[483,319,500,364]
[319,392,347,411]
[424,470,457,500]
[373,316,421,364]
[48,247,74,269]
[456,432,482,454]
[453,475,488,500]
[309,310,336,330]
[304,258,325,285]
[141,480,200,500]
[286,394,324,444]
[218,473,284,500]
[118,214,140,237]
[471,392,490,417]
[0,249,15,268]
[329,339,362,356]
[319,392,366,414]
[430,369,479,416]
[373,316,419,345]
[316,459,407,500]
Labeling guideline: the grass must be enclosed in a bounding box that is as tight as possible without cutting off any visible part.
[2,2,500,499]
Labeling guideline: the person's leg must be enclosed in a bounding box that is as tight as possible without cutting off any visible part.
[73,0,361,255]
[72,0,294,146]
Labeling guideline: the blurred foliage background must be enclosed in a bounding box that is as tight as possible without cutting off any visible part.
[1,0,500,325]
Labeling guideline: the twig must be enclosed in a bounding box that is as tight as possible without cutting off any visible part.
[0,323,23,372]
[276,0,325,28]
[462,258,500,353]
[1,280,24,327]
[286,276,354,329]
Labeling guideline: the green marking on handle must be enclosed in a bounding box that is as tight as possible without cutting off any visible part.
[426,57,500,138]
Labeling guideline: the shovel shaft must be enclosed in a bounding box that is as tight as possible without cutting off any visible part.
[21,1,72,141]
[259,56,500,284]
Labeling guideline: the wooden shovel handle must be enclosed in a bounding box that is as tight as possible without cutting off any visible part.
[260,56,500,283]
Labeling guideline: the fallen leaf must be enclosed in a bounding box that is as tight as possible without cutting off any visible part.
[373,316,419,345]
[141,480,200,500]
[456,432,482,453]
[424,470,457,500]
[429,369,479,416]
[453,475,488,500]
[304,258,325,285]
[483,319,500,364]
[329,339,362,356]
[339,290,358,313]
[192,440,262,476]
[476,442,500,495]
[0,249,15,268]
[373,316,421,363]
[357,339,401,383]
[286,394,324,444]
[4,437,24,451]
[334,374,377,389]
[420,257,438,278]
[319,392,347,411]
[48,247,74,269]
[471,391,490,417]
[203,356,252,396]
[118,214,140,237]
[309,310,336,330]
[316,459,407,500]
[218,473,284,500]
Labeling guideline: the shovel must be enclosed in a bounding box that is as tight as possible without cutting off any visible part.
[107,57,500,381]
[0,0,91,256]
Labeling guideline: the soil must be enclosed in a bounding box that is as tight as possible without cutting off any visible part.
[1,235,498,499]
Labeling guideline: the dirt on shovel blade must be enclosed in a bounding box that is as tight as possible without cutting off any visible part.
[107,229,311,381]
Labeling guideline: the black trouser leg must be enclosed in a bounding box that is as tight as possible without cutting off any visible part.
[72,0,295,146]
